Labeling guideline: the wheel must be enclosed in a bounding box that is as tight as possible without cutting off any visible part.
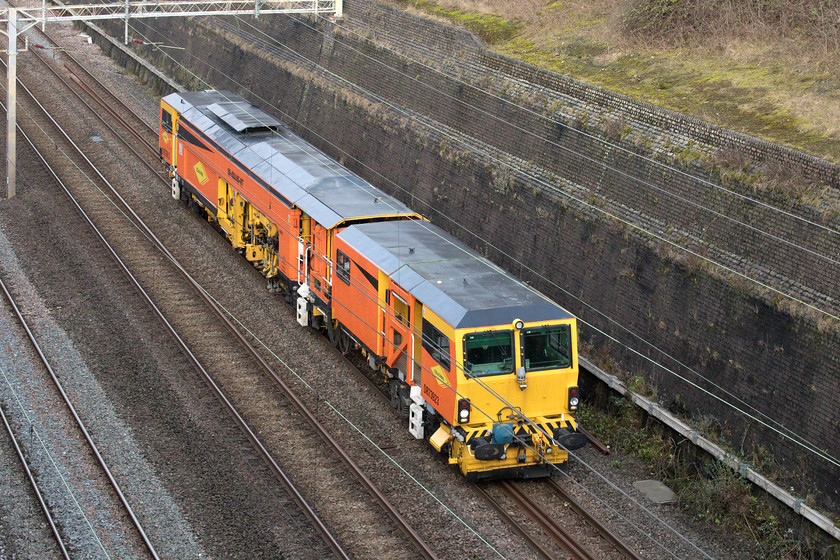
[338,330,352,355]
[389,379,401,411]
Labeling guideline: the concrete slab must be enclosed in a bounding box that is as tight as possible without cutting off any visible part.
[633,479,677,504]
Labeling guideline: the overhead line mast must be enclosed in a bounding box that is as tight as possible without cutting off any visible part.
[0,0,343,198]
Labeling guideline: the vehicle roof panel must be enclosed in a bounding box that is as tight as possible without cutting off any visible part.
[206,101,284,132]
[165,90,418,228]
[338,221,573,328]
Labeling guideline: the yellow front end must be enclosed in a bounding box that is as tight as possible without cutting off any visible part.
[439,317,586,480]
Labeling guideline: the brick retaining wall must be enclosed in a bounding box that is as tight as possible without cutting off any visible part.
[93,3,840,513]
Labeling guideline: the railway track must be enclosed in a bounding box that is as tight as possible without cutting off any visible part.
[0,379,70,560]
[340,338,641,559]
[0,18,726,560]
[498,480,598,560]
[0,272,159,559]
[547,478,642,560]
[4,24,440,560]
[41,29,647,559]
[30,44,166,180]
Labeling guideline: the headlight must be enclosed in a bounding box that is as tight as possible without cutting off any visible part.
[568,386,580,411]
[458,398,471,423]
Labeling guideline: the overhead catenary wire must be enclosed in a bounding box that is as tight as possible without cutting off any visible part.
[127,15,840,472]
[1,50,515,560]
[304,25,840,275]
[113,20,723,558]
[318,12,840,240]
[251,14,840,323]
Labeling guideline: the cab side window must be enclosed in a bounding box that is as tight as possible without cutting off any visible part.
[336,250,351,285]
[161,109,173,134]
[422,321,451,371]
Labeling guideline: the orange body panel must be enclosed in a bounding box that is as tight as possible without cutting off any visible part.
[332,235,458,424]
[331,239,381,353]
[173,119,307,283]
[419,346,457,424]
[309,224,330,302]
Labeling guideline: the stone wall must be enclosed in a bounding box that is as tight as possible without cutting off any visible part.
[93,1,839,512]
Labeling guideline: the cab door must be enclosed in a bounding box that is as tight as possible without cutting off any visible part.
[159,102,177,167]
[308,223,330,303]
[384,287,415,383]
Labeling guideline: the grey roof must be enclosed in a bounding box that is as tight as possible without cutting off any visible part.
[206,101,283,132]
[338,221,573,329]
[164,90,418,228]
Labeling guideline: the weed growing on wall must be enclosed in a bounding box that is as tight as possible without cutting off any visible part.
[393,0,520,44]
[578,402,808,559]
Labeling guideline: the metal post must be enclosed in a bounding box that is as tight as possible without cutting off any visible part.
[6,8,17,199]
[0,0,342,199]
[334,0,342,18]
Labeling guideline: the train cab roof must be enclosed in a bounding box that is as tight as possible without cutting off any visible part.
[163,90,419,228]
[338,221,573,329]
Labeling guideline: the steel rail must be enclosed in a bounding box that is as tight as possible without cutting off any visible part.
[26,49,168,184]
[548,478,644,560]
[56,56,159,143]
[66,69,158,153]
[4,55,353,560]
[577,425,610,455]
[11,44,438,560]
[0,247,161,559]
[473,483,556,560]
[500,480,597,560]
[0,372,71,560]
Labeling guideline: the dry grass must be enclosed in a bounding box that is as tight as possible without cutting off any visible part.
[384,0,840,162]
[427,0,546,20]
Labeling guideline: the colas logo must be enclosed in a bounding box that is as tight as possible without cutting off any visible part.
[193,161,209,185]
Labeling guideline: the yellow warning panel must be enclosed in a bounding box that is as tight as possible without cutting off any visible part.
[431,365,448,387]
[429,425,452,451]
[194,161,209,185]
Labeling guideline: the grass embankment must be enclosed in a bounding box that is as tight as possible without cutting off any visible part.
[578,400,808,559]
[380,2,840,556]
[388,0,840,163]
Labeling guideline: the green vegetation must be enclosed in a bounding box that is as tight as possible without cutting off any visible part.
[577,401,810,559]
[392,0,520,44]
[383,0,840,162]
[370,2,840,556]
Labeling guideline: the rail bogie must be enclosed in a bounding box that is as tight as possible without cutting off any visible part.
[159,90,587,480]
